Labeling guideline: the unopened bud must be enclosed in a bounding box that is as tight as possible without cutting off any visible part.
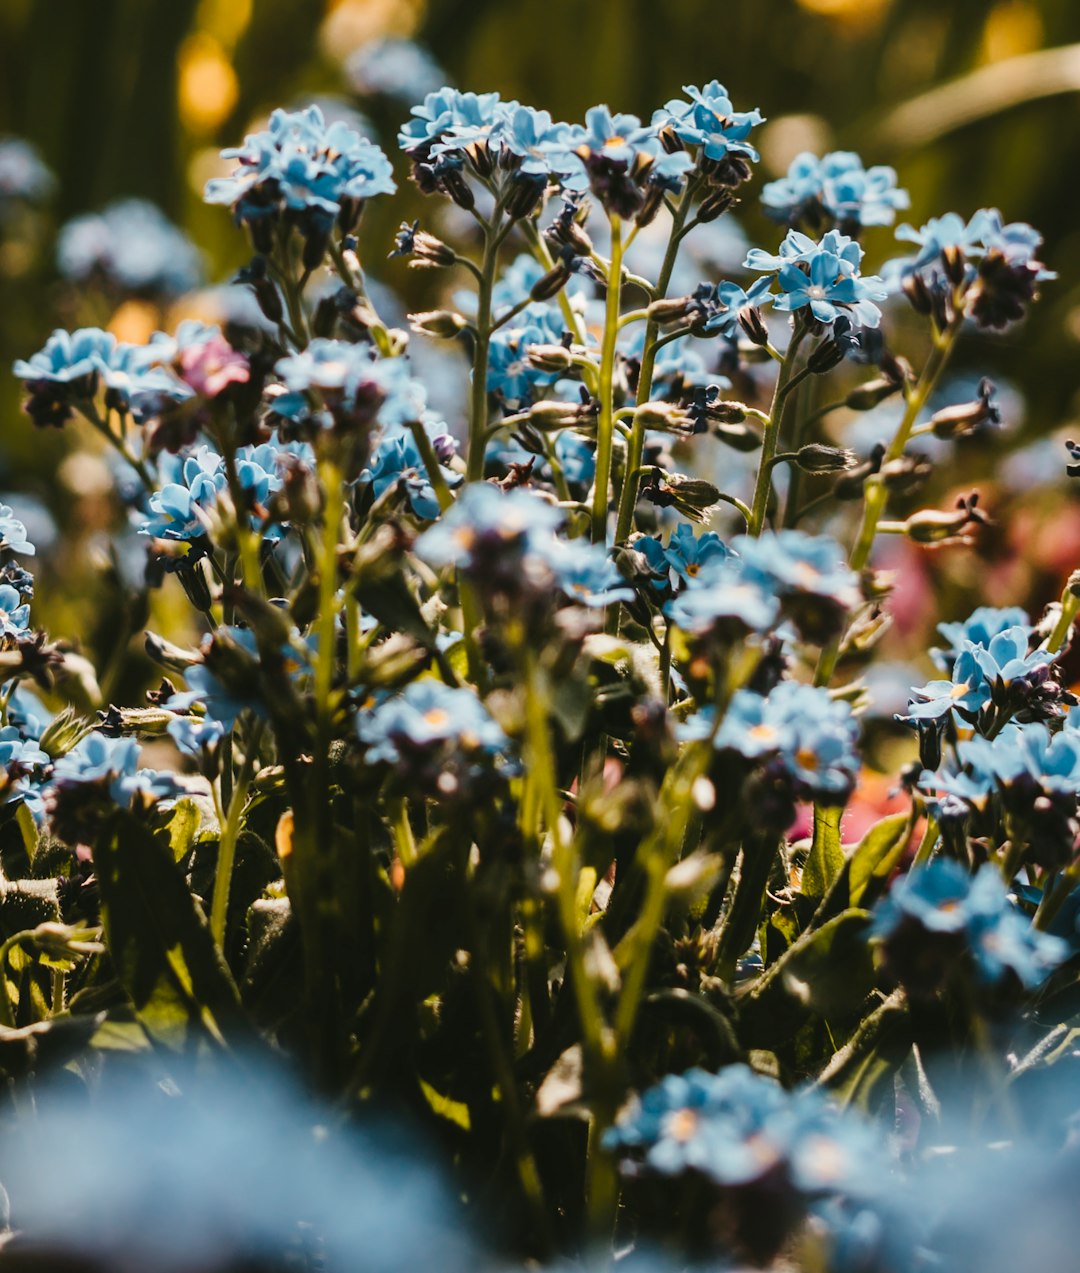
[409,230,457,269]
[506,174,545,221]
[902,273,934,316]
[881,455,933,497]
[738,305,769,347]
[658,125,685,155]
[633,402,693,434]
[696,188,736,223]
[807,340,845,375]
[845,377,903,411]
[795,444,857,473]
[408,310,468,338]
[440,167,475,211]
[713,421,763,452]
[528,400,595,430]
[526,344,575,373]
[941,244,967,287]
[929,378,1000,439]
[646,296,693,325]
[302,228,330,272]
[530,262,572,302]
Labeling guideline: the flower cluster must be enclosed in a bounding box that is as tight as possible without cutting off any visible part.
[57,198,203,298]
[761,150,909,232]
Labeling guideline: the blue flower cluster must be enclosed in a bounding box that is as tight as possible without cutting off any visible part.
[746,229,887,330]
[57,198,203,298]
[761,151,909,231]
[205,105,395,250]
[872,859,1066,994]
[0,137,54,211]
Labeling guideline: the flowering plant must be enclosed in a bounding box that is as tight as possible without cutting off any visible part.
[0,81,1077,1271]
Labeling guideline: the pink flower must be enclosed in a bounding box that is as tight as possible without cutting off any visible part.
[179,332,249,397]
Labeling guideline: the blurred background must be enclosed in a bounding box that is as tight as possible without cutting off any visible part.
[0,0,1078,721]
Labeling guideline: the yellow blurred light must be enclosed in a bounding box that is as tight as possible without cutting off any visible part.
[195,0,253,50]
[980,1,1044,64]
[109,300,159,345]
[796,0,890,21]
[179,33,239,135]
[319,0,424,62]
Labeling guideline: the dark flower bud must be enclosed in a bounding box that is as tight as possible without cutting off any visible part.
[696,188,736,223]
[941,244,968,287]
[506,173,545,221]
[880,454,933,498]
[312,293,340,338]
[641,473,720,523]
[236,257,283,325]
[806,339,845,375]
[302,228,330,272]
[658,125,685,155]
[24,388,74,429]
[248,216,276,256]
[714,421,763,451]
[633,402,694,434]
[738,305,769,347]
[845,376,903,411]
[1069,568,1080,599]
[930,378,1001,439]
[175,560,214,613]
[465,140,495,179]
[902,273,934,316]
[795,444,857,473]
[407,310,469,338]
[407,230,457,269]
[529,260,573,302]
[707,400,748,424]
[968,250,1043,330]
[440,166,475,211]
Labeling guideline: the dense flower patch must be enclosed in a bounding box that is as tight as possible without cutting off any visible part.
[0,79,1076,1272]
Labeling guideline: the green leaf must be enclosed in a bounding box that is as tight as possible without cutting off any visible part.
[812,812,911,930]
[802,805,844,900]
[163,797,201,863]
[94,811,255,1051]
[817,990,911,1110]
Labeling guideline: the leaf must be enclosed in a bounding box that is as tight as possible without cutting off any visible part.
[802,805,844,900]
[163,797,201,863]
[739,910,874,1050]
[817,990,911,1110]
[15,803,38,866]
[536,1045,583,1118]
[812,812,911,930]
[94,811,255,1051]
[418,1077,471,1131]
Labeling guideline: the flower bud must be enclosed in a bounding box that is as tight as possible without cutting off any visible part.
[833,444,885,500]
[529,261,573,302]
[737,305,769,347]
[646,296,694,325]
[713,421,763,452]
[440,166,475,211]
[302,228,330,272]
[941,244,967,287]
[527,399,596,430]
[408,230,457,269]
[657,125,685,155]
[880,454,932,497]
[465,140,495,179]
[795,444,857,473]
[408,310,469,338]
[929,378,1000,439]
[695,188,736,223]
[526,344,575,373]
[506,174,545,221]
[845,376,903,411]
[902,273,934,316]
[806,339,845,375]
[633,402,693,434]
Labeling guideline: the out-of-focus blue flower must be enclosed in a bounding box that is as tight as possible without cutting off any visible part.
[141,443,285,544]
[873,860,1067,991]
[13,327,117,389]
[654,81,764,163]
[206,105,395,234]
[0,137,54,207]
[359,430,460,520]
[932,606,1032,672]
[699,681,861,802]
[416,484,563,575]
[731,530,862,642]
[605,1064,885,1200]
[762,151,909,229]
[890,210,996,276]
[346,38,447,101]
[665,559,780,637]
[487,309,566,410]
[0,504,35,556]
[168,714,228,758]
[551,430,595,488]
[57,198,203,297]
[48,734,182,809]
[0,583,30,638]
[534,539,635,608]
[356,679,513,801]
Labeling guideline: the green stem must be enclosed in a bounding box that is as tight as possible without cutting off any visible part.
[591,216,624,545]
[1046,585,1080,654]
[614,182,698,546]
[210,718,265,948]
[467,220,504,483]
[407,419,454,513]
[814,317,963,686]
[747,324,808,537]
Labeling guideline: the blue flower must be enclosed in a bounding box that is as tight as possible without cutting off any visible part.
[873,861,1067,992]
[0,584,30,638]
[49,734,183,809]
[358,680,507,763]
[398,89,504,155]
[359,431,461,520]
[605,1064,884,1200]
[665,560,780,637]
[346,38,446,102]
[487,311,566,410]
[534,539,635,608]
[654,82,764,163]
[206,105,395,236]
[730,530,862,643]
[57,198,203,297]
[571,105,657,165]
[664,524,730,586]
[415,484,563,573]
[932,605,1031,672]
[761,151,909,229]
[697,276,776,339]
[705,682,861,803]
[899,645,991,727]
[0,505,35,556]
[772,248,887,329]
[13,328,117,389]
[0,137,54,206]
